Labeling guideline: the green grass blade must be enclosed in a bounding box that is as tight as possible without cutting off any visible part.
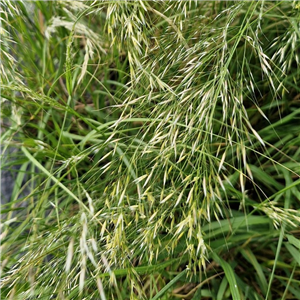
[211,253,240,300]
[150,269,187,300]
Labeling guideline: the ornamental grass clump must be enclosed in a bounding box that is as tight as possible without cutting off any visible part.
[1,1,300,299]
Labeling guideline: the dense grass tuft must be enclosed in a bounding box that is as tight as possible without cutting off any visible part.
[1,1,300,299]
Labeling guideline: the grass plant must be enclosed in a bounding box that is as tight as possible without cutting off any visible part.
[1,1,300,299]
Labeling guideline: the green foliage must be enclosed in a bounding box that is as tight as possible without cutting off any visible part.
[1,1,300,299]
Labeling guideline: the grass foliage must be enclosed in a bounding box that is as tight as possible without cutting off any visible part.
[1,1,300,299]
